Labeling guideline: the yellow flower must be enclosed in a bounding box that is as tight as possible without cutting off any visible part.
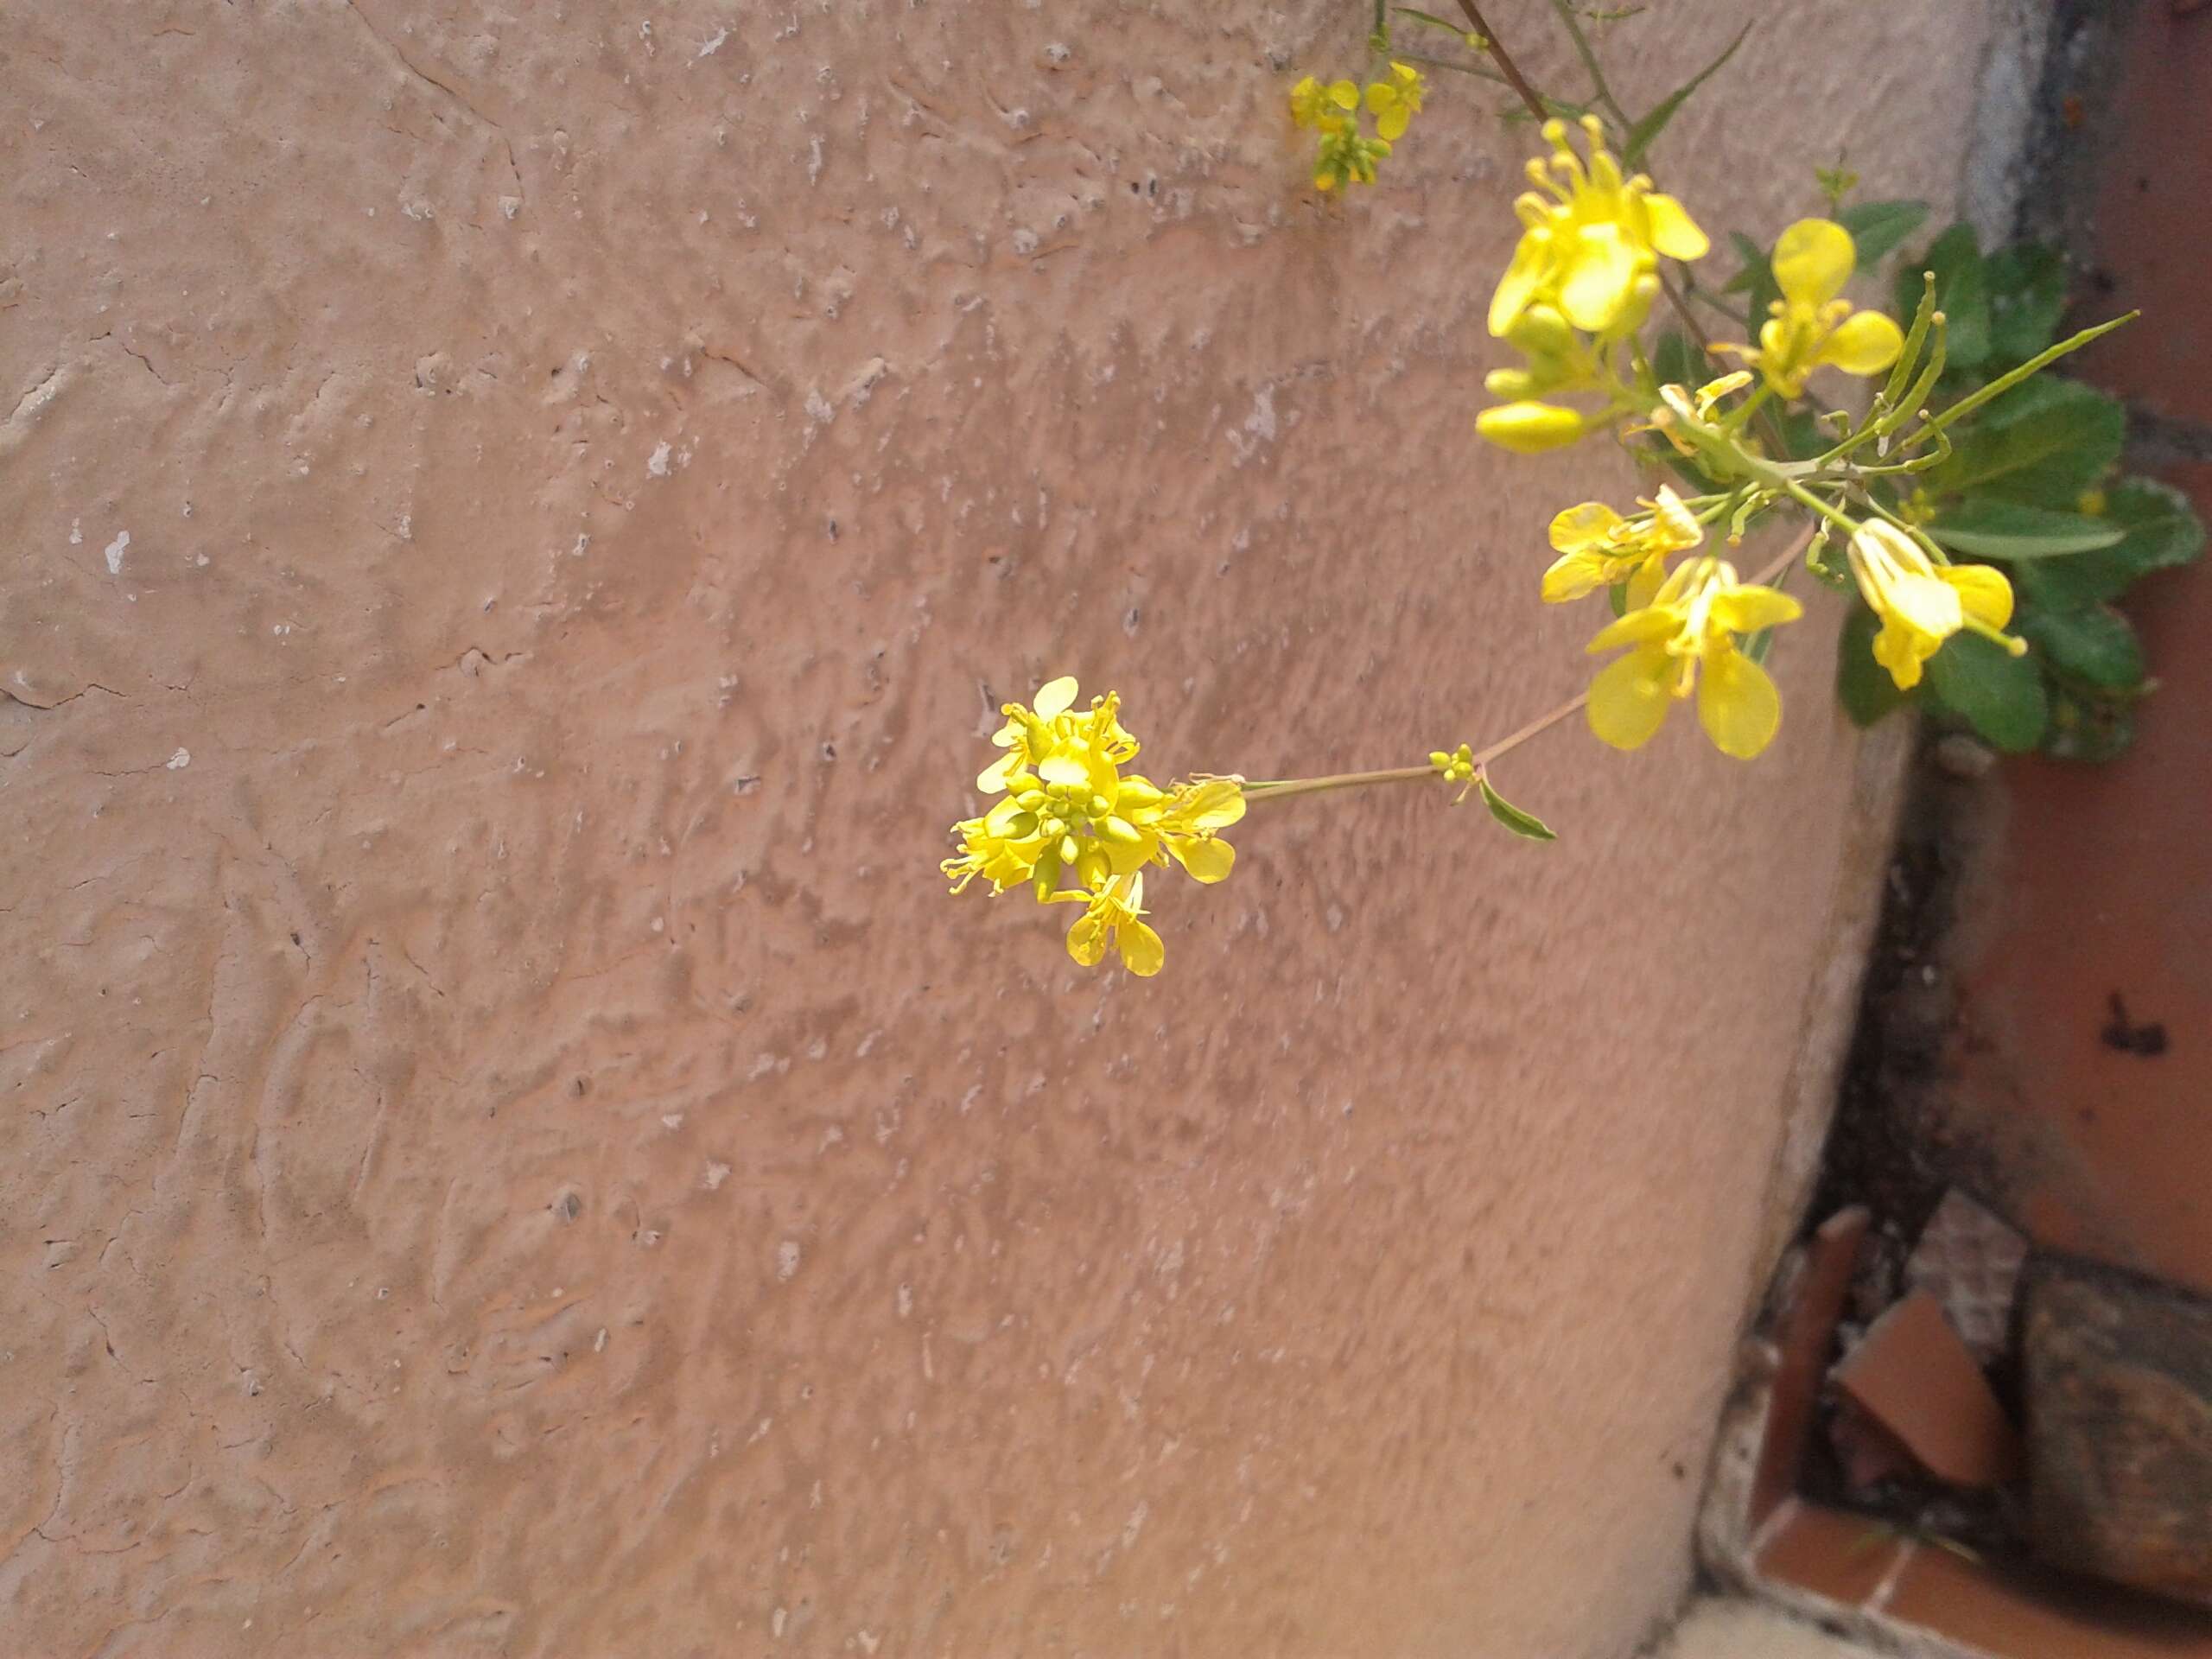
[1290,76,1359,131]
[1315,125,1392,191]
[1475,399,1587,454]
[1845,521,2022,690]
[1542,484,1703,605]
[1584,556,1803,759]
[1731,219,1904,397]
[1053,873,1166,977]
[1490,116,1709,342]
[1364,62,1426,142]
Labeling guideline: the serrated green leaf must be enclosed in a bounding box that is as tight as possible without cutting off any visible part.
[1836,199,1929,268]
[1984,243,2069,365]
[2018,604,2145,690]
[1929,376,2126,506]
[1925,632,2048,752]
[1477,774,1557,842]
[2014,476,2206,610]
[1623,22,1751,167]
[1899,224,1991,369]
[1836,603,1908,728]
[1925,499,2125,560]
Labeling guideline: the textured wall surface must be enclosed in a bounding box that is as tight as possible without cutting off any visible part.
[2,4,1987,1655]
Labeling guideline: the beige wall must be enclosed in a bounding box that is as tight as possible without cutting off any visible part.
[2,4,1987,1655]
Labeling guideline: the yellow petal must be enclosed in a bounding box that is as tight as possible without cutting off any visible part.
[977,750,1021,793]
[1586,606,1680,653]
[1558,223,1642,334]
[1643,192,1709,261]
[1476,400,1586,454]
[1697,644,1782,759]
[1548,500,1624,554]
[1329,79,1359,111]
[1587,645,1675,750]
[1541,548,1612,604]
[1648,486,1703,551]
[1374,101,1410,142]
[1770,218,1855,308]
[1487,234,1548,336]
[1032,676,1078,719]
[1885,570,1966,641]
[1626,551,1670,611]
[1871,617,1930,690]
[1169,835,1236,884]
[1818,308,1905,378]
[1943,563,2015,631]
[1066,913,1108,967]
[1119,919,1166,977]
[1038,752,1089,788]
[1173,779,1246,830]
[1712,584,1804,633]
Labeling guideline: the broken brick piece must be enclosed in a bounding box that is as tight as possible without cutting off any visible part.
[1832,1292,2022,1490]
[2025,1257,2212,1606]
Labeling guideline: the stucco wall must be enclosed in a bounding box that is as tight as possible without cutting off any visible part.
[2,4,1988,1655]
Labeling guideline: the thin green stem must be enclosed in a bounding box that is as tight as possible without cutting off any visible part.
[1549,0,1630,127]
[1243,765,1437,802]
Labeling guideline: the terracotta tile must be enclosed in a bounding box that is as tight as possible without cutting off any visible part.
[1757,1501,1904,1610]
[1886,1546,2212,1658]
[1752,1207,1872,1525]
[1831,1293,2021,1490]
[1943,463,2212,1295]
[2075,9,2212,423]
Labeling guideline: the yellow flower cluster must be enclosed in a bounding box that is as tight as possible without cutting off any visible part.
[942,677,1243,976]
[1478,117,1708,454]
[1288,63,1426,193]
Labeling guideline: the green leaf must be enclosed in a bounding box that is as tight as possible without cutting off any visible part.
[1984,243,2069,365]
[1477,774,1558,842]
[1925,499,2126,560]
[1924,632,2048,752]
[1836,199,1929,268]
[1899,224,1991,369]
[1724,231,1782,320]
[1836,603,1908,728]
[1623,22,1752,167]
[2018,605,2145,690]
[1929,376,2126,506]
[2014,476,2207,609]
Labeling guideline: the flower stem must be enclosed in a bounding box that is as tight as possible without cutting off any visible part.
[1452,0,1551,118]
[1243,765,1438,802]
